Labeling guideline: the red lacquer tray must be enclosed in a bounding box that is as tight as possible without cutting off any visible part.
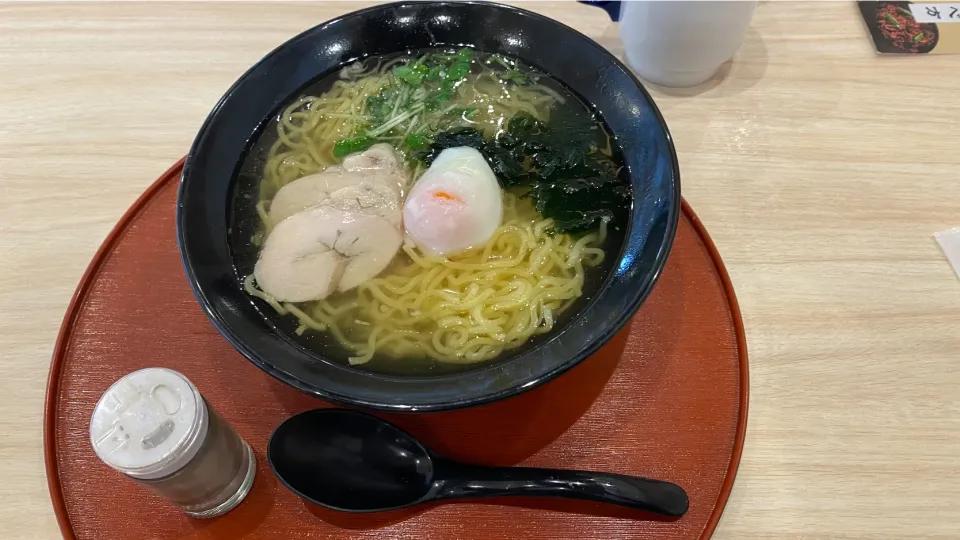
[45,159,748,540]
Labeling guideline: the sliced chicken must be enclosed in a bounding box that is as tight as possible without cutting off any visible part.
[254,205,402,302]
[324,181,402,228]
[253,209,347,303]
[267,173,343,226]
[267,144,405,226]
[342,143,400,173]
[339,143,406,195]
[330,210,403,292]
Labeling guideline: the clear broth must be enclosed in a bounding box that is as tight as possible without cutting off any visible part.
[230,49,631,376]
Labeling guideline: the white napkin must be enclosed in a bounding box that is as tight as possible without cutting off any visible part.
[934,227,960,281]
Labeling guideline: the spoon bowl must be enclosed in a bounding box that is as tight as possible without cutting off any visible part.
[269,408,435,512]
[268,409,689,517]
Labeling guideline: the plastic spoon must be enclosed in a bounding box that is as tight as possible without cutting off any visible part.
[267,408,689,517]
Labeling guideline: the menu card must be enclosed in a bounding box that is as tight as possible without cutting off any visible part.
[859,1,960,54]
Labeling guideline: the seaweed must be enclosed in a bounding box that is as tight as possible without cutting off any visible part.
[415,110,630,234]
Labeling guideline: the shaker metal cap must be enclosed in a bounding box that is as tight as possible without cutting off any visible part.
[89,368,208,479]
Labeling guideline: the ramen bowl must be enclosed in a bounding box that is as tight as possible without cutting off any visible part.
[177,1,680,411]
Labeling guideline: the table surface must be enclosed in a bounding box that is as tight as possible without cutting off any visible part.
[3,1,959,538]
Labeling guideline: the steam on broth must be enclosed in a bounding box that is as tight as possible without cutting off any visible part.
[235,48,631,372]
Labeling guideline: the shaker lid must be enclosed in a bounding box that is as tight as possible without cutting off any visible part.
[89,368,208,479]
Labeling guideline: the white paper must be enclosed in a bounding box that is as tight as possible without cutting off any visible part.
[910,4,960,23]
[934,227,960,281]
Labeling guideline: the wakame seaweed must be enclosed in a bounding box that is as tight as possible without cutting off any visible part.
[414,111,630,234]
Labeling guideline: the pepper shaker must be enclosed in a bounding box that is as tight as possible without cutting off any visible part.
[89,368,256,518]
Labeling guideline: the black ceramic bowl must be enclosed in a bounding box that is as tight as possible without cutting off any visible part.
[177,1,680,411]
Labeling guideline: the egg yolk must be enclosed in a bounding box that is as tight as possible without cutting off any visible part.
[432,191,460,202]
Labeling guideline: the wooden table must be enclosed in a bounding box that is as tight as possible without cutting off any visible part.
[2,2,959,538]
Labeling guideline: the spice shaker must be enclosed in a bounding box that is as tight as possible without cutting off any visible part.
[89,368,256,518]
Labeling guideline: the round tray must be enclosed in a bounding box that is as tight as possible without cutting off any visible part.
[45,159,748,540]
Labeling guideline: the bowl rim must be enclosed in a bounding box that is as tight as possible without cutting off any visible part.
[177,0,681,411]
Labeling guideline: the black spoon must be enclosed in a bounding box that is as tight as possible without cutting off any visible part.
[267,408,689,517]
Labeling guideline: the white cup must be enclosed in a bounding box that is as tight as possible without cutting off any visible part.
[589,1,757,87]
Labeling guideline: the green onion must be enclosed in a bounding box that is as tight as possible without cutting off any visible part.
[913,32,924,43]
[333,136,375,158]
[884,13,901,28]
[897,7,913,16]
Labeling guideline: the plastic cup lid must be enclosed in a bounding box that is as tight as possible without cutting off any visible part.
[89,368,208,479]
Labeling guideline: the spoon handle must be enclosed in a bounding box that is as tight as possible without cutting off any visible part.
[432,464,689,517]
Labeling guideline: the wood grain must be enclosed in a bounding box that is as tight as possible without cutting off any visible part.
[2,1,959,538]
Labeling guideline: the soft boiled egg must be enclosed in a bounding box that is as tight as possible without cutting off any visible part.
[402,147,503,256]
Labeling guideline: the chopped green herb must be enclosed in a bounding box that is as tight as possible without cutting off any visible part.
[333,136,375,158]
[424,89,454,112]
[486,54,514,70]
[332,49,579,171]
[393,65,423,86]
[425,65,443,81]
[410,63,430,77]
[446,61,471,82]
[404,133,430,150]
[499,69,529,85]
[365,87,399,124]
